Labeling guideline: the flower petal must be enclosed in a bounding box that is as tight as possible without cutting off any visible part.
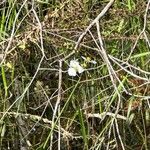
[81,56,86,60]
[68,67,77,76]
[90,60,97,64]
[70,60,79,68]
[77,65,84,73]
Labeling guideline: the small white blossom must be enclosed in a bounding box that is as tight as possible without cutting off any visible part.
[68,68,77,76]
[70,60,80,68]
[68,60,84,76]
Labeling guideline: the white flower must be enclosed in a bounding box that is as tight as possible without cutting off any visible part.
[70,60,80,68]
[68,60,84,76]
[68,67,77,76]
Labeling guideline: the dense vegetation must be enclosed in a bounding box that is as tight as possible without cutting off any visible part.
[0,0,150,149]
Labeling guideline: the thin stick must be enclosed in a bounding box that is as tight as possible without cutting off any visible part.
[0,0,28,66]
[87,112,127,120]
[0,6,45,121]
[0,111,72,138]
[50,60,62,150]
[127,0,150,60]
[74,0,115,50]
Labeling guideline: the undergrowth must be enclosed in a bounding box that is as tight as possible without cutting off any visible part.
[0,0,150,150]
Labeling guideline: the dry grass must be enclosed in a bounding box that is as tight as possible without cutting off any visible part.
[0,0,150,149]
